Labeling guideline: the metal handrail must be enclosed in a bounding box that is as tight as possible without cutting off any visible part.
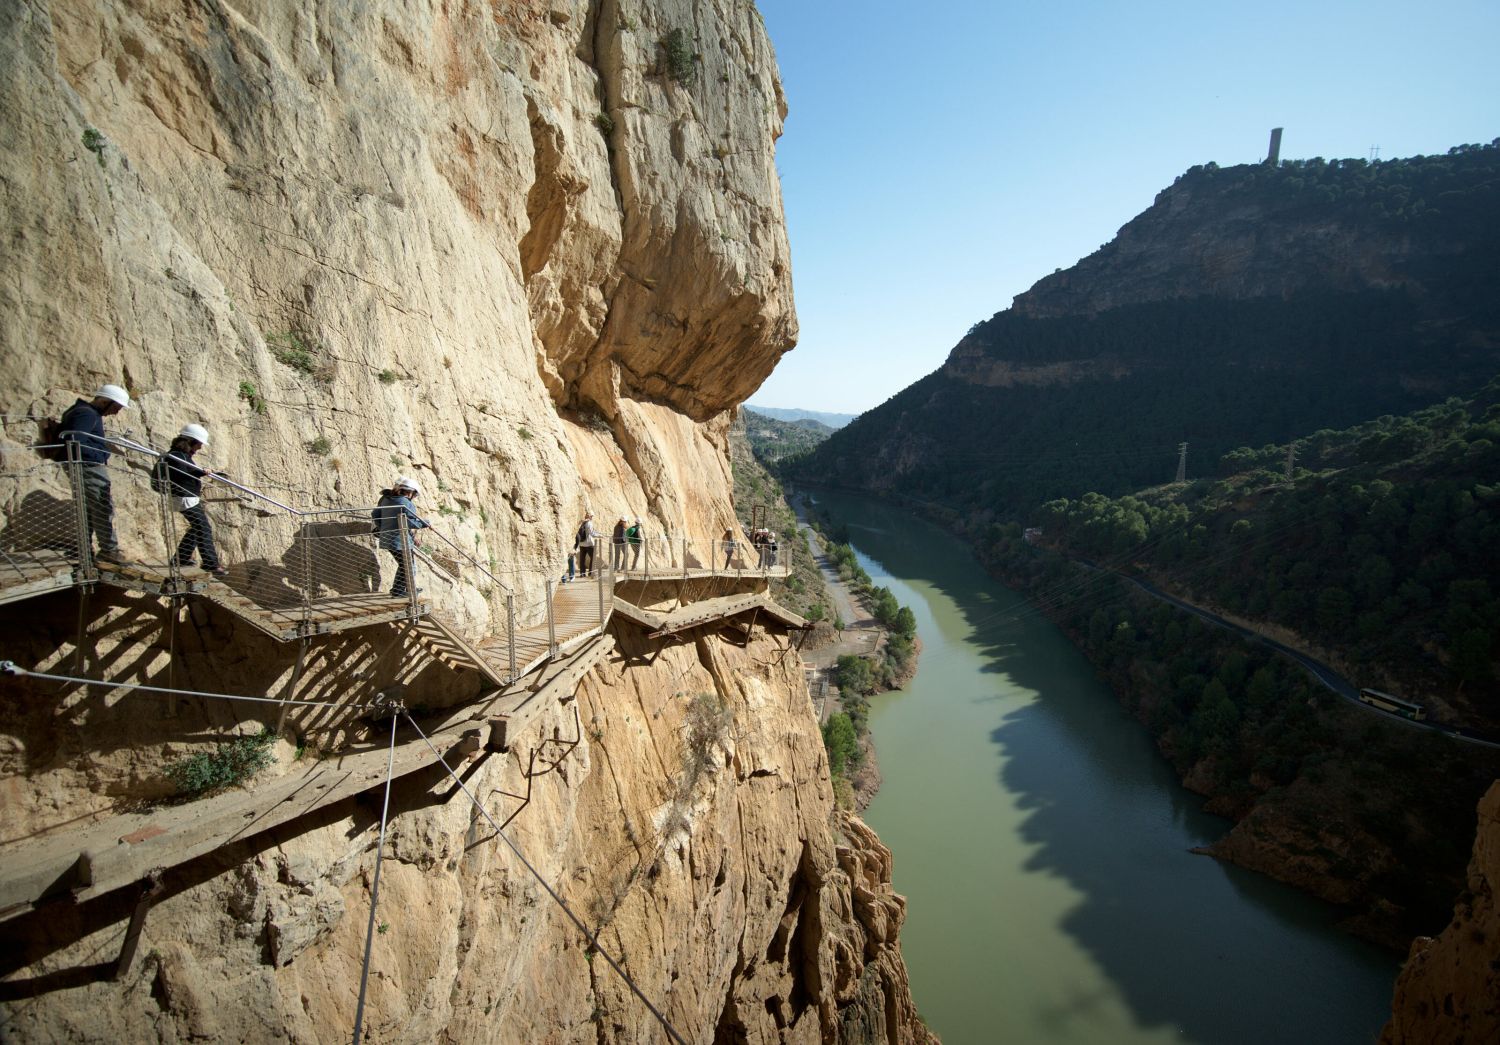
[420,526,514,596]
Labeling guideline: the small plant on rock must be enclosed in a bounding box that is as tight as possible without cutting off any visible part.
[81,128,106,168]
[165,728,276,798]
[238,380,267,415]
[662,28,698,84]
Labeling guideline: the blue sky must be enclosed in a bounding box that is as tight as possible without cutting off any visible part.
[748,0,1500,415]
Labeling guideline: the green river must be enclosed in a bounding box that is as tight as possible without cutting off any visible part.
[805,490,1400,1045]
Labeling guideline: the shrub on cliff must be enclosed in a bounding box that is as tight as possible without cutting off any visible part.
[165,728,276,798]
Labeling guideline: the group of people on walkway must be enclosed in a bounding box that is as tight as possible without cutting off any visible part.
[55,379,433,599]
[60,383,231,578]
[565,513,645,582]
[50,380,783,605]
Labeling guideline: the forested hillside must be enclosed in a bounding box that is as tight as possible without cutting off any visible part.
[1027,378,1500,732]
[741,407,836,463]
[787,142,1500,517]
[968,381,1500,945]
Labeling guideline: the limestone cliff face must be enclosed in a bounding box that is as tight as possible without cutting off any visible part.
[0,0,933,1040]
[3,0,795,572]
[1381,781,1500,1045]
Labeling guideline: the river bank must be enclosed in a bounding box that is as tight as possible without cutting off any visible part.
[805,487,1400,1044]
[791,491,922,810]
[791,481,1498,948]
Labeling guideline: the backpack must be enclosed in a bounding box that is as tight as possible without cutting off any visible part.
[37,418,67,461]
[150,455,172,494]
[371,496,393,534]
[576,522,590,545]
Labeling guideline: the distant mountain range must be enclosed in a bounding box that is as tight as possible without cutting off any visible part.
[739,407,837,462]
[788,141,1500,518]
[743,405,856,429]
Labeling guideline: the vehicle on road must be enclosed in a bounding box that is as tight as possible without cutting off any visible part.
[1358,687,1427,721]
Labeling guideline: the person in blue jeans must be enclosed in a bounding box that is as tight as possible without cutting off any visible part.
[59,383,130,562]
[374,476,429,597]
[160,423,227,576]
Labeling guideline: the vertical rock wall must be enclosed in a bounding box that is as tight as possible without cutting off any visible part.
[0,0,934,1040]
[1381,781,1500,1045]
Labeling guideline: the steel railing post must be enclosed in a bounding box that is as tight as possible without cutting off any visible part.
[596,557,605,626]
[65,442,95,581]
[399,514,418,618]
[159,467,180,591]
[506,593,517,680]
[300,519,314,629]
[546,578,558,658]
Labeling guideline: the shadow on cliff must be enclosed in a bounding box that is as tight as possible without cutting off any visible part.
[802,488,1398,1045]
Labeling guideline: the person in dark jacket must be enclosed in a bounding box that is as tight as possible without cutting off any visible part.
[59,383,130,562]
[374,476,429,597]
[574,513,597,577]
[611,516,628,572]
[161,423,227,576]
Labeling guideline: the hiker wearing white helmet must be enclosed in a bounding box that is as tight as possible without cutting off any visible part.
[58,383,131,562]
[159,423,228,576]
[373,476,429,598]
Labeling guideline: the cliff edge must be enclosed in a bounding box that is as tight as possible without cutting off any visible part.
[1381,781,1500,1045]
[0,0,933,1040]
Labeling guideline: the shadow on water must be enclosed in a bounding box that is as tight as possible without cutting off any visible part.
[803,489,1398,1045]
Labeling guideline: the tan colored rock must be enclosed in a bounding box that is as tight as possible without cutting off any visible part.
[1380,780,1500,1045]
[0,0,935,1041]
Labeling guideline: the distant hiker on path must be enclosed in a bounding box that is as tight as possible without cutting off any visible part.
[159,423,227,577]
[626,518,644,570]
[374,477,429,598]
[722,526,738,570]
[611,516,628,571]
[59,383,130,563]
[575,513,597,577]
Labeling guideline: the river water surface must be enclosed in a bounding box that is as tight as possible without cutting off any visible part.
[805,490,1399,1045]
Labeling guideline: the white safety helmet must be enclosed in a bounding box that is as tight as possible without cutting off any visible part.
[394,475,420,496]
[95,384,131,409]
[179,423,209,446]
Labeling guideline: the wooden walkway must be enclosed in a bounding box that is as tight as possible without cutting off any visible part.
[618,563,790,582]
[473,577,606,682]
[0,549,75,607]
[94,559,208,597]
[0,565,805,924]
[197,585,428,641]
[0,718,483,922]
[612,592,809,638]
[0,631,620,924]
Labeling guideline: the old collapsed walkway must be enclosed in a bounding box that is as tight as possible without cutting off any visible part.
[0,433,808,926]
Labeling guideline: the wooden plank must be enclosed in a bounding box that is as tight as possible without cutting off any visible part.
[0,723,479,920]
[485,636,614,751]
[0,571,75,607]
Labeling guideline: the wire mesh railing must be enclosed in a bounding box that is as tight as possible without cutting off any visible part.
[3,420,788,678]
[0,444,88,597]
[607,533,789,579]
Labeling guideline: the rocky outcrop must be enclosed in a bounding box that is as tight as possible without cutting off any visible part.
[0,0,933,1040]
[1009,161,1479,321]
[1381,781,1500,1044]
